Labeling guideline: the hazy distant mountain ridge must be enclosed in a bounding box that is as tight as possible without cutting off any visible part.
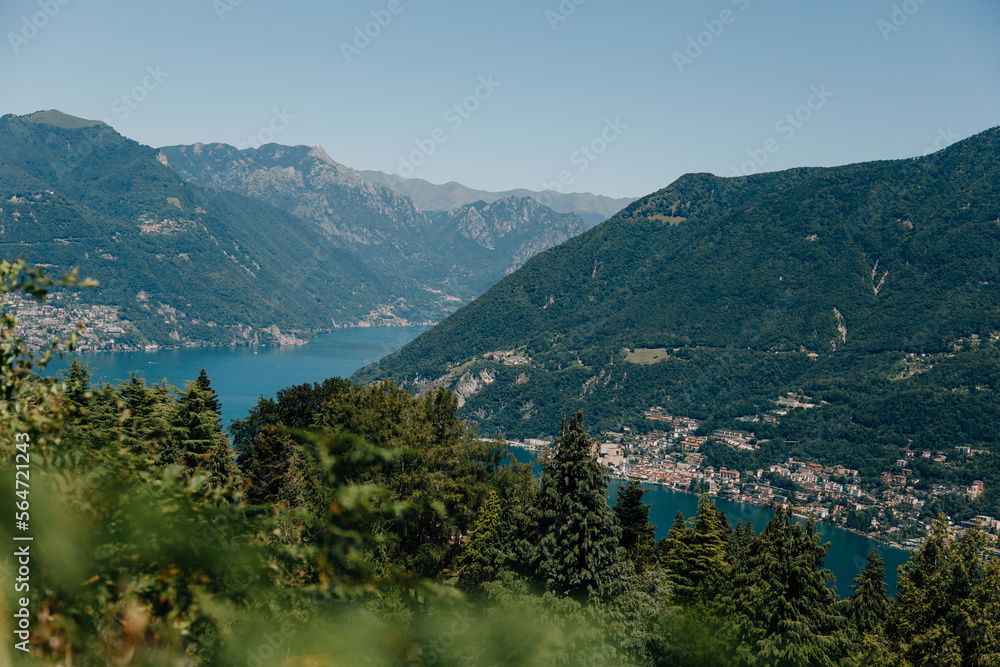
[425,196,592,293]
[359,170,636,224]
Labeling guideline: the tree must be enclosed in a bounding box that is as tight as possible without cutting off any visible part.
[890,517,1000,665]
[244,422,296,504]
[846,550,890,636]
[65,359,92,407]
[727,506,845,666]
[195,367,221,415]
[533,412,624,601]
[165,377,226,470]
[459,489,505,593]
[656,511,689,567]
[661,497,730,604]
[614,480,656,573]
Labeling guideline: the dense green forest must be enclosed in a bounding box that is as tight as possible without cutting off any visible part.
[3,262,999,665]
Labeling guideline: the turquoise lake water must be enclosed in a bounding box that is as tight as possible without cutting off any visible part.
[47,326,430,426]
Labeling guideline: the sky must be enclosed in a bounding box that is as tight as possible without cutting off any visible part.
[1,0,998,199]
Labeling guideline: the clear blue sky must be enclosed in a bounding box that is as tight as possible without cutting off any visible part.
[1,0,998,199]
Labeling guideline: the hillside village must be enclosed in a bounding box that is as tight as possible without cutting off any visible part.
[2,291,143,352]
[508,405,998,552]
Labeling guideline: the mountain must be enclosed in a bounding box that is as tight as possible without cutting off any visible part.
[157,142,434,265]
[423,196,593,295]
[353,127,1000,467]
[158,143,593,302]
[0,110,444,347]
[358,170,637,224]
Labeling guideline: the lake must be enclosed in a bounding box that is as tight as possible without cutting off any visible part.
[511,448,911,598]
[47,328,910,597]
[47,326,429,426]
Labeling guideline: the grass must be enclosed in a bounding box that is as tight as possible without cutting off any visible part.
[625,348,670,364]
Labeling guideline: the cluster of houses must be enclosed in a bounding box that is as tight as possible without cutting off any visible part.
[481,350,531,365]
[3,291,138,352]
[578,408,999,545]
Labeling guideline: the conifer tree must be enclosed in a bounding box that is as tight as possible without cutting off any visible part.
[244,422,295,504]
[891,517,1000,665]
[846,550,890,636]
[729,506,844,666]
[65,359,92,407]
[656,511,688,567]
[533,412,624,601]
[459,489,505,592]
[195,367,222,415]
[206,437,241,489]
[165,377,225,469]
[614,480,656,573]
[661,498,730,603]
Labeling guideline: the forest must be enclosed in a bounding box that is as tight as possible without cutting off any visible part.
[2,261,999,665]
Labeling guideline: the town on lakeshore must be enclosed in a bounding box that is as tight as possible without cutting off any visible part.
[504,405,999,554]
[2,290,139,352]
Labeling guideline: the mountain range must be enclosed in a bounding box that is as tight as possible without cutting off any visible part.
[0,110,610,346]
[157,142,594,300]
[353,127,1000,472]
[0,110,429,346]
[358,170,637,224]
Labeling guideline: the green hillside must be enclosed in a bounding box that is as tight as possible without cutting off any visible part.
[0,111,433,346]
[354,127,1000,486]
[21,109,105,129]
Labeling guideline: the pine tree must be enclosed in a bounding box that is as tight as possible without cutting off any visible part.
[846,550,890,636]
[459,489,504,592]
[65,359,92,407]
[245,423,295,505]
[533,412,624,601]
[656,511,688,567]
[194,368,221,416]
[165,378,224,469]
[280,451,308,509]
[662,497,730,603]
[118,373,157,452]
[729,506,845,666]
[891,517,1000,666]
[206,437,241,489]
[614,480,656,574]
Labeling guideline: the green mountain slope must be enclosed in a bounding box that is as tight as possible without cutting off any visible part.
[354,127,1000,461]
[0,111,436,346]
